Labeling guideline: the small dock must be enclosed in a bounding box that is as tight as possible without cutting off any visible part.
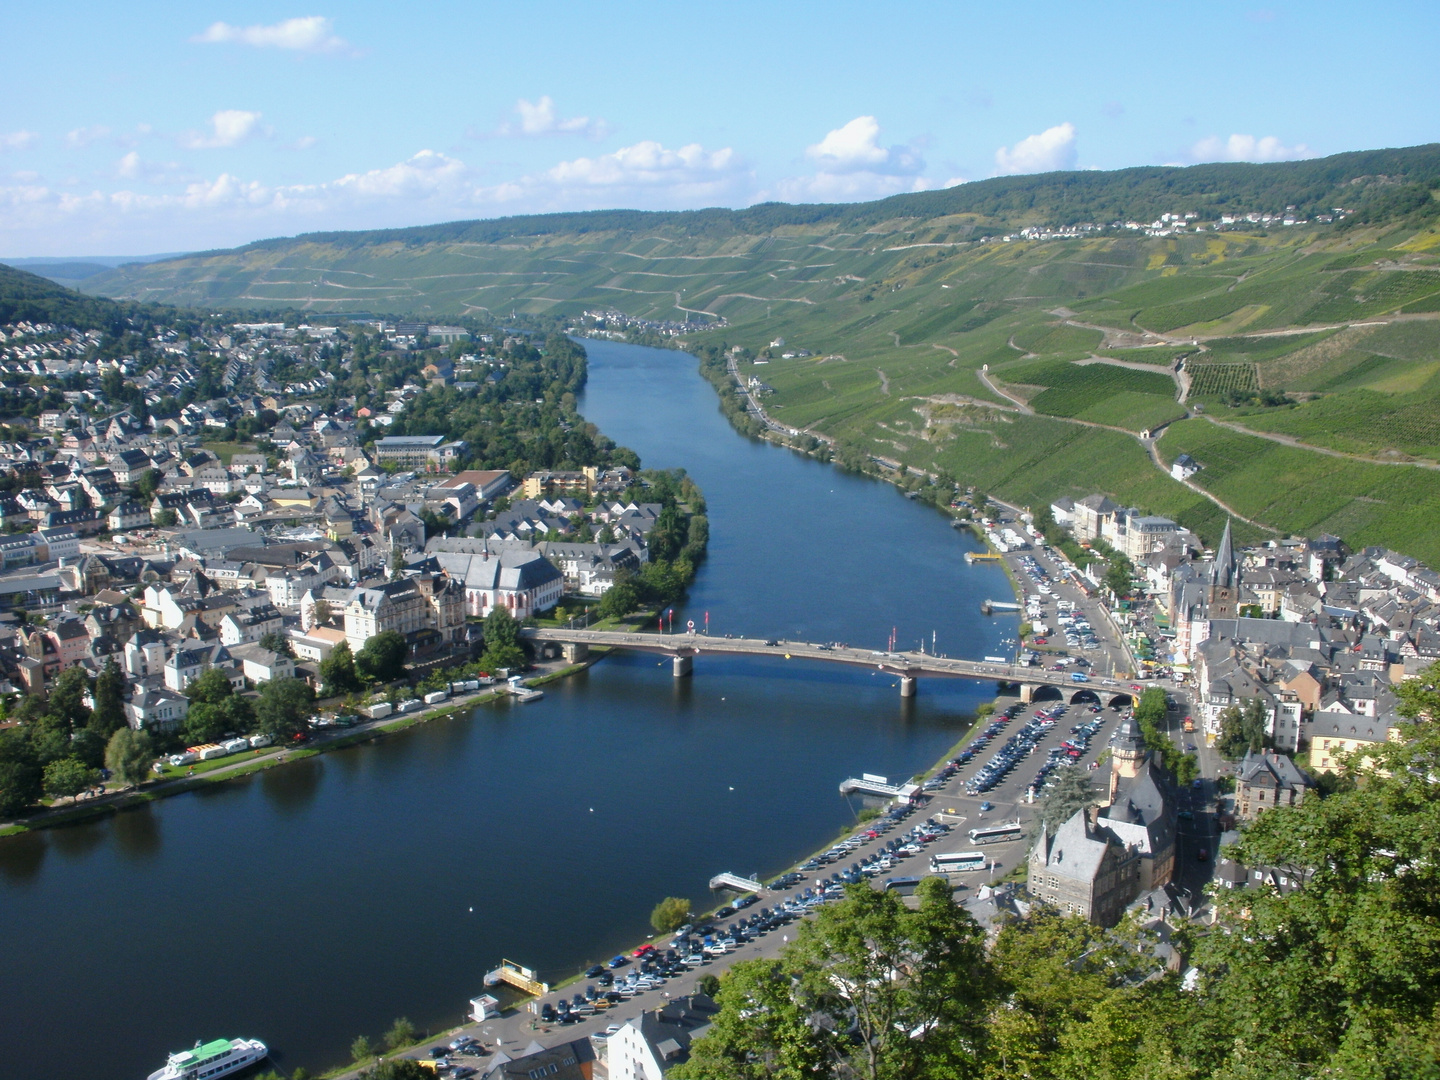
[484,959,549,997]
[965,552,1003,564]
[980,599,1022,615]
[708,872,763,893]
[505,677,544,702]
[839,773,923,801]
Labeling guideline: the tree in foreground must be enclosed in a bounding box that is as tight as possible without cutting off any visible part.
[650,896,692,934]
[104,727,154,789]
[673,877,991,1080]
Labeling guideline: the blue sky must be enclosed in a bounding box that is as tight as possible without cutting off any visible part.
[2,0,1436,256]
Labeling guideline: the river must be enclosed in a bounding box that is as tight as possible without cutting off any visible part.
[0,340,1016,1080]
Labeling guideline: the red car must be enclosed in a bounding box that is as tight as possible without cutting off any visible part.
[632,945,656,957]
[1033,637,1048,645]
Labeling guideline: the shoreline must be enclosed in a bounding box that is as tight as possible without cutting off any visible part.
[0,654,612,842]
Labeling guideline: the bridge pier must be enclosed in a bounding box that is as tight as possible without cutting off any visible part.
[562,642,589,663]
[1019,683,1036,703]
[899,675,916,698]
[672,654,693,678]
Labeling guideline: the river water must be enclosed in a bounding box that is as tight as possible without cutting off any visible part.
[0,340,1016,1080]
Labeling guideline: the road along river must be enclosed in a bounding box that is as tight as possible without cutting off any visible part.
[0,339,1017,1080]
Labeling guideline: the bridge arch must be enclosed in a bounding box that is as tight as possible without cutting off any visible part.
[1069,688,1102,706]
[1107,693,1134,710]
[1029,684,1064,704]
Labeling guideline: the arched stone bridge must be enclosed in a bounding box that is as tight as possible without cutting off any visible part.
[521,627,1150,706]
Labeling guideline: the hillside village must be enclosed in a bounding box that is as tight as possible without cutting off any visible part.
[1008,490,1440,930]
[0,315,682,796]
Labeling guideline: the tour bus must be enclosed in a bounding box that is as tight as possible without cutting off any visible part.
[968,821,1025,846]
[929,851,987,874]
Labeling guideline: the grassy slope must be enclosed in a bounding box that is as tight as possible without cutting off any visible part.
[79,147,1440,563]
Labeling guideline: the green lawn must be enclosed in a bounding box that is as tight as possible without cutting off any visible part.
[202,441,258,465]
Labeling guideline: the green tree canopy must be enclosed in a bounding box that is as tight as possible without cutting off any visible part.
[42,757,96,801]
[89,659,126,738]
[187,667,236,706]
[254,678,315,741]
[650,896,692,933]
[319,639,362,696]
[104,727,154,789]
[355,630,408,683]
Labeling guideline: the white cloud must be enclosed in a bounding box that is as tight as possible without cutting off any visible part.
[994,122,1077,175]
[493,96,609,140]
[1,131,40,152]
[1188,133,1313,163]
[67,126,112,148]
[807,116,889,170]
[288,135,320,151]
[0,138,757,253]
[768,116,929,203]
[191,16,350,53]
[181,110,266,150]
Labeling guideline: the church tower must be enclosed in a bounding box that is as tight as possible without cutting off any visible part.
[1109,714,1149,803]
[1205,518,1239,619]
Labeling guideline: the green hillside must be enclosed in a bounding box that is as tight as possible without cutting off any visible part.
[80,143,1440,563]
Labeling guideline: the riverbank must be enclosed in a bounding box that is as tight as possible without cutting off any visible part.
[320,687,1014,1080]
[0,657,611,841]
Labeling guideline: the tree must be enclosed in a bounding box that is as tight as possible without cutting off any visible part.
[383,1017,418,1052]
[0,756,42,817]
[89,659,126,738]
[361,1061,433,1080]
[136,467,162,500]
[1216,697,1268,759]
[187,667,236,706]
[650,896,692,933]
[1103,554,1133,599]
[350,1036,375,1064]
[319,639,362,696]
[43,757,95,801]
[696,973,720,999]
[675,879,991,1080]
[356,630,408,683]
[154,508,179,527]
[259,631,295,658]
[255,678,314,741]
[480,606,526,672]
[1035,766,1098,832]
[46,666,92,732]
[597,580,637,620]
[105,727,154,789]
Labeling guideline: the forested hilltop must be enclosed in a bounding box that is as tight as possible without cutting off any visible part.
[80,143,1440,563]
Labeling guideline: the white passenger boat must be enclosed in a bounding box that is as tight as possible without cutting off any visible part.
[147,1037,268,1080]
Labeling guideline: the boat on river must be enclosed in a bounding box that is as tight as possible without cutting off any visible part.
[147,1037,267,1080]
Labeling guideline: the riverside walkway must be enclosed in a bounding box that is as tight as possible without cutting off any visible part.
[522,627,1150,703]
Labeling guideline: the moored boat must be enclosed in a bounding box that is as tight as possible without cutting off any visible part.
[147,1037,267,1080]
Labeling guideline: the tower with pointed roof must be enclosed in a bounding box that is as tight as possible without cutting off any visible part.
[1205,518,1239,619]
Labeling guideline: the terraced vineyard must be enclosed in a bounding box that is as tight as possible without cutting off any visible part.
[1188,363,1258,397]
[78,143,1440,562]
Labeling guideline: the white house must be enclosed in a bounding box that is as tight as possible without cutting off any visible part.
[607,995,718,1080]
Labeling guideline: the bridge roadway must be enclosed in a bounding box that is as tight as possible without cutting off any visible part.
[521,627,1151,702]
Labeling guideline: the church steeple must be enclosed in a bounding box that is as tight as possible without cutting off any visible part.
[1211,518,1236,590]
[1109,714,1149,803]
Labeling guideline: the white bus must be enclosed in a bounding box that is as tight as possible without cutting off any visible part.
[968,822,1024,845]
[929,851,987,874]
